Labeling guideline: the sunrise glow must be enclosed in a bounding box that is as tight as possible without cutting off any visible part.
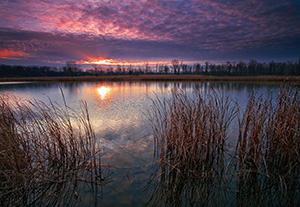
[0,0,299,66]
[81,58,170,66]
[91,59,114,65]
[0,49,29,59]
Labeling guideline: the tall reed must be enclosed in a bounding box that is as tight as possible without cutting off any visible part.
[147,89,238,206]
[0,93,105,206]
[148,87,300,206]
[236,87,300,206]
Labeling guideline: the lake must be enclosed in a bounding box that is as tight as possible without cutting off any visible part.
[0,81,298,206]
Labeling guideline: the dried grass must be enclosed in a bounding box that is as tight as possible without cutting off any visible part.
[147,89,238,206]
[0,92,106,206]
[148,87,300,206]
[236,87,300,206]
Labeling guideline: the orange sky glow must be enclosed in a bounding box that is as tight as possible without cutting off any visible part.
[79,58,171,66]
[0,49,29,59]
[1,0,299,66]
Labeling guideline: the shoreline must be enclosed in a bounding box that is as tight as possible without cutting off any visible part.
[0,75,300,83]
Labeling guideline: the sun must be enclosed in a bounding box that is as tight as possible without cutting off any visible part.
[92,59,113,65]
[97,86,111,100]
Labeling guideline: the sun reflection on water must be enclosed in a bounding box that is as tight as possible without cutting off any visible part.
[97,86,111,100]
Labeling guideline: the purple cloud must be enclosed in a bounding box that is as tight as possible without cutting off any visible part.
[0,0,299,65]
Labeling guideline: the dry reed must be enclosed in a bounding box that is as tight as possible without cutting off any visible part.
[147,89,238,206]
[0,92,106,206]
[148,87,300,206]
[235,87,300,206]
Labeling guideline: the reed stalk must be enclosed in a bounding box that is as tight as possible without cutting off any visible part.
[147,89,238,206]
[235,87,300,206]
[0,93,105,206]
[148,87,300,206]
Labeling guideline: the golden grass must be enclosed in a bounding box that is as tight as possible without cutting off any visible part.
[0,92,106,206]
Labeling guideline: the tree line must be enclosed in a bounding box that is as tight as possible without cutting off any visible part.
[0,61,86,77]
[0,59,299,77]
[168,59,300,76]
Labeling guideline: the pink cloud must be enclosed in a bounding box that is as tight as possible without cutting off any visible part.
[0,48,30,59]
[0,0,299,65]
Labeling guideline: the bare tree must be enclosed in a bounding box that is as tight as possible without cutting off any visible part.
[194,63,201,74]
[158,64,164,74]
[65,61,80,76]
[116,65,122,74]
[145,62,150,74]
[92,64,102,76]
[164,65,169,74]
[205,61,209,75]
[181,63,188,74]
[171,59,180,74]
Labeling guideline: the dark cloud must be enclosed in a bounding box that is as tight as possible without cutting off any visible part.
[0,27,196,63]
[0,0,299,65]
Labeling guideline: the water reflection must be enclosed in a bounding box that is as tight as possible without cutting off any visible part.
[146,86,300,207]
[146,166,233,207]
[0,81,295,206]
[97,86,111,100]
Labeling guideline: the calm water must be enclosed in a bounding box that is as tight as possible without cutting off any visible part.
[0,81,295,206]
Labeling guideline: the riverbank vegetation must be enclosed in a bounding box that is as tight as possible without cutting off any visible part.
[0,92,106,206]
[1,75,300,84]
[148,87,300,206]
[1,59,300,78]
[0,83,299,206]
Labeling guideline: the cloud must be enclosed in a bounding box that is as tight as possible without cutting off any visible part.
[0,0,300,65]
[0,48,29,59]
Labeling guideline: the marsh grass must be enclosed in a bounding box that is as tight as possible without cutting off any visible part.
[235,87,300,206]
[147,89,238,206]
[148,87,300,206]
[0,92,106,206]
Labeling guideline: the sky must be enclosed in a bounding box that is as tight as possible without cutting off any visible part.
[0,0,300,67]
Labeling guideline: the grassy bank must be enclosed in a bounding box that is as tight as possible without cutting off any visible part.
[1,75,300,83]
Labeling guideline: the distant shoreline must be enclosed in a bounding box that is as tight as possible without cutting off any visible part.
[0,75,300,83]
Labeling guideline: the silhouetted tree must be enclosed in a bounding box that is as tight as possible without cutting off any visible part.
[236,61,246,76]
[164,65,169,74]
[248,60,258,75]
[205,62,209,75]
[210,63,216,75]
[92,64,102,76]
[1,59,300,78]
[226,61,232,75]
[116,65,122,74]
[158,64,164,74]
[194,63,201,74]
[171,59,180,74]
[181,63,188,74]
[145,62,150,74]
[65,61,80,76]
